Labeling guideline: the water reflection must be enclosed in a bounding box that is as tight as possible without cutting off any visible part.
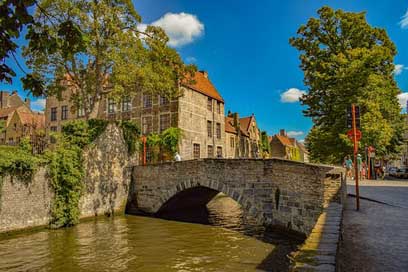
[0,194,299,272]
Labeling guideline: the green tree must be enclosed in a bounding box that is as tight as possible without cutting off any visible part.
[24,0,195,118]
[290,6,404,164]
[0,0,35,83]
[259,131,271,158]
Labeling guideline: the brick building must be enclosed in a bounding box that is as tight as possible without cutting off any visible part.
[45,70,226,160]
[270,129,303,161]
[0,91,45,144]
[225,112,260,158]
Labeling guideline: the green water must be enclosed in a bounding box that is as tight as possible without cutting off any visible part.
[0,196,297,272]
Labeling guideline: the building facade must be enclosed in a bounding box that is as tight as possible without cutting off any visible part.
[45,71,226,160]
[270,129,303,161]
[0,91,45,145]
[224,112,260,158]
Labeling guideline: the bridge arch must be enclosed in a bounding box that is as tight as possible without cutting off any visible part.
[153,180,264,224]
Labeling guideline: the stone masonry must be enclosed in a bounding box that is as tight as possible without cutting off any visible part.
[130,159,345,235]
[0,124,134,233]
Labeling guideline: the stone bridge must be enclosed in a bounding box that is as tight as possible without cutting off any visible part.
[128,158,345,236]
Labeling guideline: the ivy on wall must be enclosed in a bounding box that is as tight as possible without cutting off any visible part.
[118,120,141,155]
[0,119,140,228]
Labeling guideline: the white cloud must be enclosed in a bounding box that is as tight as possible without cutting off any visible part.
[298,139,305,144]
[399,9,408,29]
[146,12,204,47]
[393,64,407,75]
[280,88,306,103]
[31,98,46,111]
[397,92,408,109]
[287,131,304,138]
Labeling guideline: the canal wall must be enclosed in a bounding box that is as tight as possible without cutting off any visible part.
[0,124,135,233]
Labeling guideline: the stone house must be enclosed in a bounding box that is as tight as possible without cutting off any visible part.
[0,91,45,145]
[270,129,301,161]
[225,112,260,158]
[45,70,226,160]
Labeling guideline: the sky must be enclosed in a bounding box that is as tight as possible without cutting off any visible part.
[2,0,408,141]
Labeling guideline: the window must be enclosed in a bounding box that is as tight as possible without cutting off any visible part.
[51,107,57,121]
[108,98,116,114]
[207,97,212,111]
[61,105,68,120]
[230,137,235,148]
[207,145,213,158]
[160,114,171,132]
[122,97,131,112]
[160,95,169,105]
[143,94,152,108]
[142,116,152,134]
[50,126,57,132]
[193,144,200,159]
[216,123,221,139]
[77,106,85,117]
[217,102,221,114]
[207,121,212,138]
[217,147,223,158]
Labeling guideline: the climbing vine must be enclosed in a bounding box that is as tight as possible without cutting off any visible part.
[118,120,140,155]
[0,119,140,228]
[46,119,110,228]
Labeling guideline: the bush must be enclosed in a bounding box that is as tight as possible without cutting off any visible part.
[0,145,44,181]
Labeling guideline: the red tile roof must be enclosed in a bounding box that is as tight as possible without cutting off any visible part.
[17,111,45,129]
[225,116,249,136]
[239,117,252,132]
[182,71,224,102]
[0,107,20,118]
[275,135,294,147]
[225,117,237,134]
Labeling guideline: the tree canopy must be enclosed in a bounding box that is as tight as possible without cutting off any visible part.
[0,0,35,83]
[290,6,404,164]
[22,0,195,118]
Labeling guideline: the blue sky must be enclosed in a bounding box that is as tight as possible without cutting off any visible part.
[2,0,408,140]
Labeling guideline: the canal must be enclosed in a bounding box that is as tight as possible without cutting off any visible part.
[0,194,301,272]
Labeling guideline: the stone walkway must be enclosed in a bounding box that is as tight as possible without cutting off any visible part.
[337,179,408,272]
[291,203,342,272]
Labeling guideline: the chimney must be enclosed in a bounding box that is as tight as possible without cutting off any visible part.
[11,90,17,95]
[0,91,9,109]
[279,129,286,136]
[233,112,240,128]
[25,97,31,108]
[200,70,208,78]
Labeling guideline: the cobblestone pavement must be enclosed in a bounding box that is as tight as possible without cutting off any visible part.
[337,179,408,272]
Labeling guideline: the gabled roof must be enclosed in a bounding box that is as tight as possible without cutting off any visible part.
[17,111,45,129]
[225,117,237,134]
[239,117,252,132]
[182,71,224,102]
[275,135,294,147]
[0,106,31,126]
[225,116,249,136]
